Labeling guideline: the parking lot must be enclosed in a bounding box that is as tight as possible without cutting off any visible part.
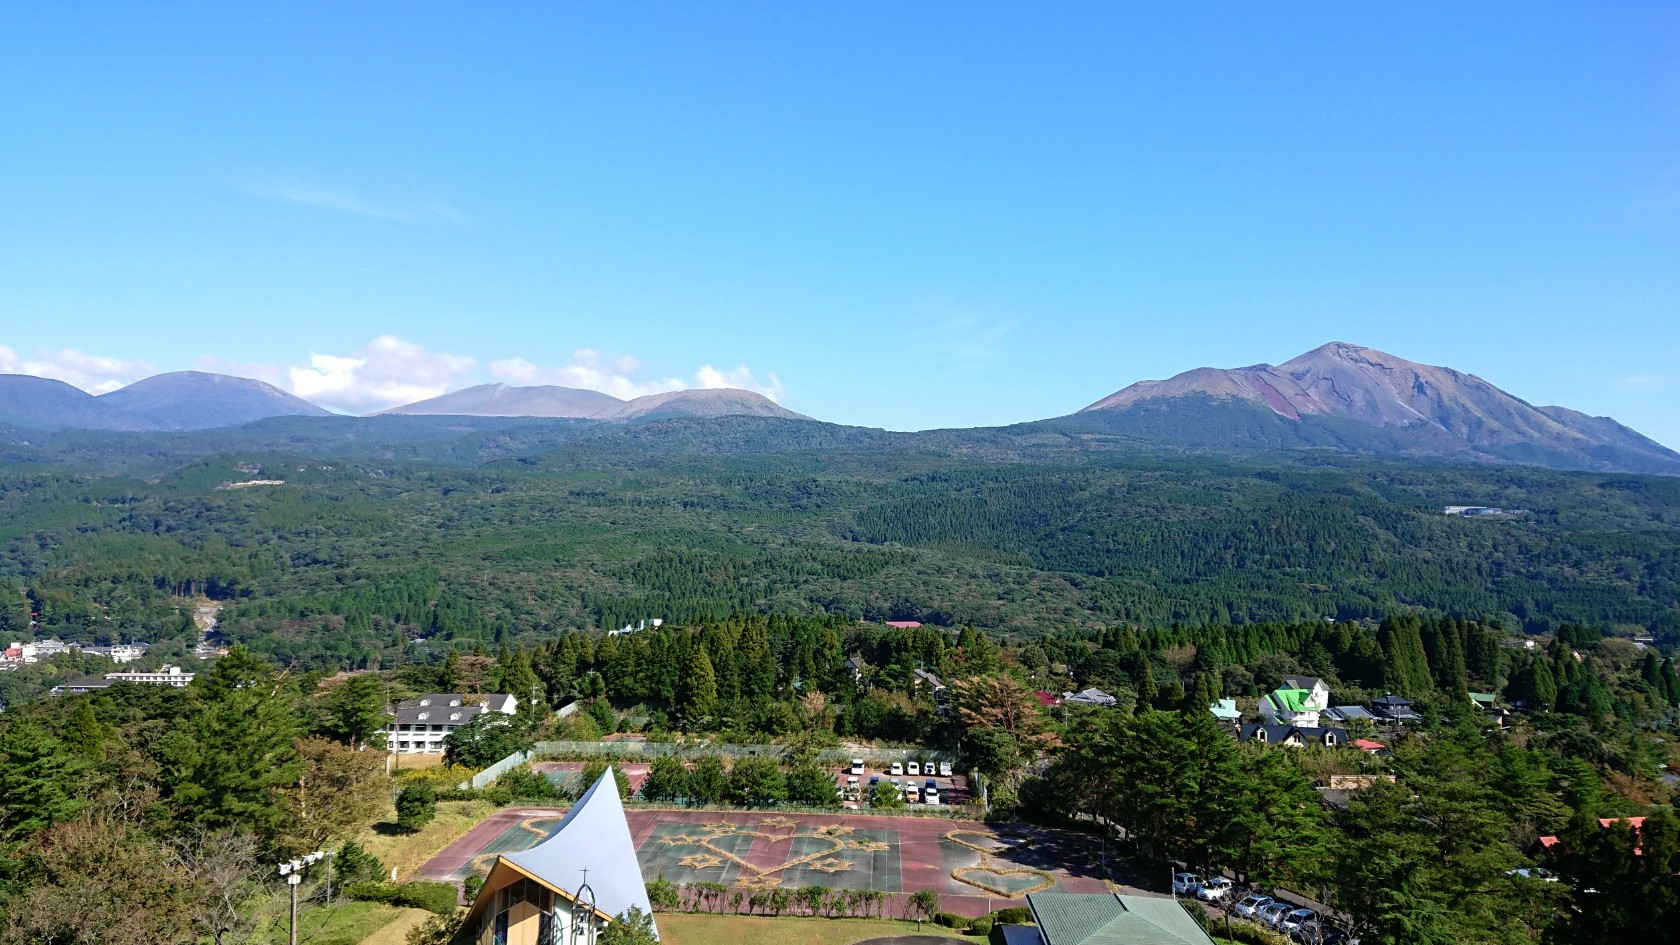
[831,758,970,808]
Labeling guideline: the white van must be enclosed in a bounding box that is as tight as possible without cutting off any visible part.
[889,762,903,776]
[907,762,920,776]
[850,758,865,775]
[938,761,952,777]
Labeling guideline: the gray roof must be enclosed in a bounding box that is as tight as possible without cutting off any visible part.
[505,768,655,927]
[1326,705,1374,721]
[1281,675,1325,690]
[399,693,471,707]
[1027,892,1215,945]
[391,704,482,726]
[1240,722,1348,746]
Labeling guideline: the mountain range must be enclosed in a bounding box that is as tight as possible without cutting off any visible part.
[3,342,1677,475]
[378,383,808,422]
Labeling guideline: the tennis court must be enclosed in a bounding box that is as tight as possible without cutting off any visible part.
[418,808,1110,915]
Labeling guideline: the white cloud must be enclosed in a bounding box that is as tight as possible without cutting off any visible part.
[694,364,785,402]
[488,349,686,400]
[243,181,464,224]
[0,344,154,393]
[277,336,478,412]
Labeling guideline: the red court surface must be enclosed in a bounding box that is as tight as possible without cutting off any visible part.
[418,807,1111,916]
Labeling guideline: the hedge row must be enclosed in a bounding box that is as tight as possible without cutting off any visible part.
[344,881,460,915]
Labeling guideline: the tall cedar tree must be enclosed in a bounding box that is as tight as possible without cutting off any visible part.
[158,647,303,837]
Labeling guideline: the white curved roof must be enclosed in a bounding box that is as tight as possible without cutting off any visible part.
[503,767,655,927]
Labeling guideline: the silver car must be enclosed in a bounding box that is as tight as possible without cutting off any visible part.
[1233,893,1273,919]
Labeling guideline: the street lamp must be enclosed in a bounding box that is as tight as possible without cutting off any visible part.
[277,850,332,945]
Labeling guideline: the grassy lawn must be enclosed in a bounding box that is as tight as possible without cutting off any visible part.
[657,914,970,945]
[256,900,418,945]
[357,798,497,879]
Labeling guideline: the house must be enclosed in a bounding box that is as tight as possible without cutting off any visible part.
[1239,722,1348,748]
[1369,694,1422,723]
[1018,891,1215,945]
[1209,698,1242,722]
[1063,687,1119,708]
[912,668,946,692]
[461,768,657,944]
[885,620,922,629]
[50,664,195,695]
[1259,688,1321,727]
[843,656,868,684]
[1324,705,1376,724]
[385,692,518,753]
[1352,738,1387,754]
[1279,675,1331,711]
[1034,691,1062,707]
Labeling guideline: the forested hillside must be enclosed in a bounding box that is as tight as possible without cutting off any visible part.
[1,422,1678,680]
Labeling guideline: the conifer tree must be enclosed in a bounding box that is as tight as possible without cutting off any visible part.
[677,648,718,730]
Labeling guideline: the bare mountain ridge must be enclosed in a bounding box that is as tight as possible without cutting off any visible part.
[1073,342,1680,474]
[377,383,624,419]
[379,383,807,422]
[0,371,327,431]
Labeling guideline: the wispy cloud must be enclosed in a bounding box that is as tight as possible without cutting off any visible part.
[243,181,465,224]
[923,312,1015,368]
[0,344,154,393]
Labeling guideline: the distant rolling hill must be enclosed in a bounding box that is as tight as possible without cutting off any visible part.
[379,383,808,423]
[376,382,624,419]
[0,371,330,431]
[1055,341,1680,475]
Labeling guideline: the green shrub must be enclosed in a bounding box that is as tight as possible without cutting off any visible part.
[463,875,485,903]
[395,782,437,833]
[968,914,995,935]
[1216,921,1292,945]
[935,911,967,928]
[991,906,1032,925]
[344,880,460,914]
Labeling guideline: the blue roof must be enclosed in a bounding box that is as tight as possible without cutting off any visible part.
[504,768,655,928]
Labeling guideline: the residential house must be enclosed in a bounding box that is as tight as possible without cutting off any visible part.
[885,620,922,629]
[1325,705,1376,725]
[1352,738,1387,755]
[1279,675,1331,711]
[1370,694,1422,723]
[1063,687,1119,708]
[1034,691,1062,708]
[1259,688,1321,727]
[1016,892,1215,945]
[385,692,518,754]
[461,768,656,944]
[912,668,946,693]
[1239,721,1348,749]
[1209,698,1242,723]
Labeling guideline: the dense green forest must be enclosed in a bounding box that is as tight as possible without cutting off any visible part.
[1,418,1678,682]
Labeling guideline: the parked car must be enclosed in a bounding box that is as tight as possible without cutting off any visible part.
[1195,877,1234,901]
[904,786,919,802]
[924,789,940,805]
[938,761,953,776]
[1257,902,1293,927]
[1233,893,1273,919]
[1171,872,1202,895]
[1289,919,1341,944]
[850,758,865,775]
[907,762,920,776]
[1279,909,1317,934]
[890,762,904,775]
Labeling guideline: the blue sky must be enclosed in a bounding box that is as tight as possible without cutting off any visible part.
[2,3,1678,443]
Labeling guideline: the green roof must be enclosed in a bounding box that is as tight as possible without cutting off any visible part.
[1265,688,1312,714]
[1027,893,1216,945]
[1468,692,1496,704]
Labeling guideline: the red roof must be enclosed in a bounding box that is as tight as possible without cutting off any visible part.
[1599,817,1647,829]
[1034,691,1062,707]
[1353,739,1386,752]
[885,620,922,629]
[1539,835,1560,849]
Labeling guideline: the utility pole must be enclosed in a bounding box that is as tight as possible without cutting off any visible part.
[278,850,329,945]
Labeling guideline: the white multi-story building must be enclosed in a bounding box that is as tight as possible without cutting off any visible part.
[384,692,519,754]
[50,664,194,695]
